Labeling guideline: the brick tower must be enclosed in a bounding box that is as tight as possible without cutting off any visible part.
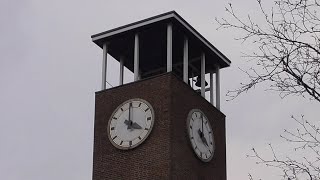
[91,11,231,180]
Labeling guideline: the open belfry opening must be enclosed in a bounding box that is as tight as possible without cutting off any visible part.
[91,11,231,179]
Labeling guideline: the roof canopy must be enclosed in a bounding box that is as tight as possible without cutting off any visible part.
[91,11,231,78]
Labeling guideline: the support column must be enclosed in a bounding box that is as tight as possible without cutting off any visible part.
[134,33,139,81]
[201,53,205,97]
[191,72,194,88]
[167,23,172,72]
[102,42,108,90]
[183,37,188,83]
[216,66,221,110]
[119,56,124,85]
[210,72,214,105]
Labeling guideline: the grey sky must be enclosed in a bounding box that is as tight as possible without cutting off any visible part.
[1,0,319,179]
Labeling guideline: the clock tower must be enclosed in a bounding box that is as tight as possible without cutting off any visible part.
[91,11,231,179]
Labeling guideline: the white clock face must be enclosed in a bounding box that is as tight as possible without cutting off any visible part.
[107,98,154,150]
[187,109,215,162]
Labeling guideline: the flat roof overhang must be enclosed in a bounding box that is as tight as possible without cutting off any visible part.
[91,11,231,77]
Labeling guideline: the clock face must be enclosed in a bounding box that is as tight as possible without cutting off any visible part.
[107,98,155,150]
[187,109,215,162]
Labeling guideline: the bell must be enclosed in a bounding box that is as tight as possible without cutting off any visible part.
[195,76,208,87]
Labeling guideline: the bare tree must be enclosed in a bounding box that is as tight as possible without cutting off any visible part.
[216,0,320,179]
[248,116,320,179]
[216,0,320,102]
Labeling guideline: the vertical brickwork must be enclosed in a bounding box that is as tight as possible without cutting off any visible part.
[92,73,226,180]
[169,74,226,180]
[93,74,172,180]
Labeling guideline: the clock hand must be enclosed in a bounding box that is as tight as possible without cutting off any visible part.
[124,119,130,125]
[124,119,131,129]
[201,114,203,136]
[125,103,143,130]
[126,103,133,130]
[201,135,209,147]
[200,114,209,146]
[198,128,202,137]
[131,122,142,129]
[129,103,132,122]
[198,129,209,147]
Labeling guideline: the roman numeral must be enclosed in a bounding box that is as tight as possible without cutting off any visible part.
[111,127,115,130]
[112,117,117,120]
[112,136,117,140]
[138,136,142,140]
[129,141,132,146]
[144,108,149,112]
[138,103,141,107]
[120,141,123,145]
[120,108,124,111]
[145,128,149,130]
[147,117,151,121]
[189,125,192,129]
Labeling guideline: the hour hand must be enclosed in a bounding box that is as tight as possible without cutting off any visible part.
[198,129,208,147]
[198,129,202,137]
[124,119,132,129]
[201,135,209,147]
[131,122,142,129]
[124,119,130,125]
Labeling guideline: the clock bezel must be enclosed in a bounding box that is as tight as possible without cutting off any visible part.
[107,98,155,150]
[186,109,215,162]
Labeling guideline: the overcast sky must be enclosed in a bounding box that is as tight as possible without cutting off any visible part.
[1,0,320,179]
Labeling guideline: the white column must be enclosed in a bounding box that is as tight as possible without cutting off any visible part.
[119,56,124,85]
[216,66,221,110]
[201,53,205,97]
[134,33,139,81]
[183,37,188,83]
[167,23,172,72]
[102,43,108,90]
[191,72,194,88]
[210,72,214,105]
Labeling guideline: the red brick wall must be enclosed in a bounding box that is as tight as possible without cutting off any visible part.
[92,73,226,180]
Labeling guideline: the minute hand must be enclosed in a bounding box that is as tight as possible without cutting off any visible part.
[125,103,133,130]
[201,114,204,135]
